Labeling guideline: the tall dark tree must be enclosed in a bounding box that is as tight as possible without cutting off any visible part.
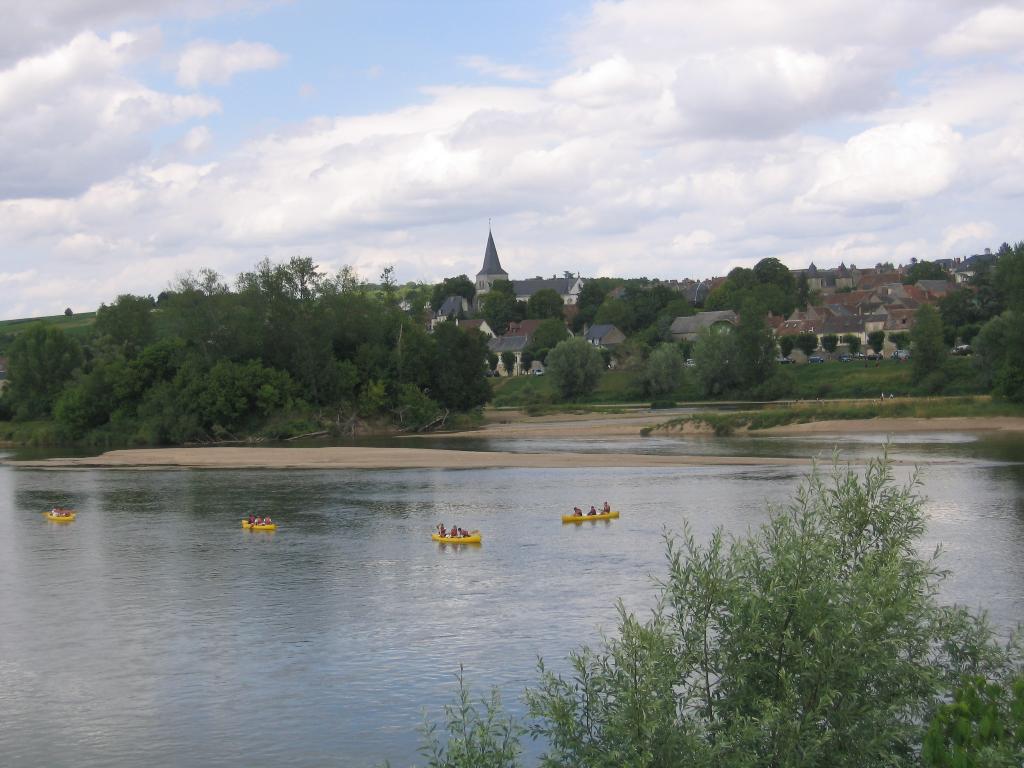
[911,304,946,385]
[430,275,475,312]
[4,325,84,419]
[525,289,565,320]
[95,294,156,358]
[430,323,491,411]
[479,281,523,336]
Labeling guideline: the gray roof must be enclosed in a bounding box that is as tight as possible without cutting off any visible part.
[437,295,467,317]
[917,279,953,293]
[511,276,576,299]
[477,230,507,277]
[488,335,528,353]
[669,310,738,336]
[584,323,619,342]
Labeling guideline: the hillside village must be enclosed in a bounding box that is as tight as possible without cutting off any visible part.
[429,230,996,376]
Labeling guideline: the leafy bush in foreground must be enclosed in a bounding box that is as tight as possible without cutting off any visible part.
[403,455,1022,767]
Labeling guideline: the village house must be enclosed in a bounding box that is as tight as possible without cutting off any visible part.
[669,310,738,342]
[584,324,625,349]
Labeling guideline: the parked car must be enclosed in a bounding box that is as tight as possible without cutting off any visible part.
[838,354,852,362]
[684,358,696,368]
[775,356,795,364]
[808,355,825,364]
[531,369,545,376]
[891,349,910,360]
[951,344,972,356]
[865,352,880,360]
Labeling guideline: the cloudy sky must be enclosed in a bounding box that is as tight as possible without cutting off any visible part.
[2,0,1023,319]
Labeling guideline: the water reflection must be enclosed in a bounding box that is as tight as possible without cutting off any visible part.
[0,434,1022,767]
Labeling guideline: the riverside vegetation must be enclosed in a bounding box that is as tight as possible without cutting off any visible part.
[391,456,1024,768]
[0,259,493,446]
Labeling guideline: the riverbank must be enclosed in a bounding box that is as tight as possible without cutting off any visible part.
[7,446,815,470]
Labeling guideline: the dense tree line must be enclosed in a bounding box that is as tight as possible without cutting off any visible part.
[1,258,493,444]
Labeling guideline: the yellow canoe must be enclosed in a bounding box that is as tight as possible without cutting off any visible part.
[432,532,482,544]
[242,520,277,531]
[562,510,619,523]
[45,511,76,522]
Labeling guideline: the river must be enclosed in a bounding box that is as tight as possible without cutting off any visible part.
[1,432,1022,767]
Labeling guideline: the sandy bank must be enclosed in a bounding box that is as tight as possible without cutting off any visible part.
[9,446,814,470]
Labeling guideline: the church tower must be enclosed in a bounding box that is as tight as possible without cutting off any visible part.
[475,227,509,297]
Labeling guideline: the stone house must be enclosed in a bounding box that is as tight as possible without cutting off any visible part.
[669,310,738,342]
[584,324,625,348]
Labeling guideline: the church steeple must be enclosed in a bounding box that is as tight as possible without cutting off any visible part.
[475,226,509,295]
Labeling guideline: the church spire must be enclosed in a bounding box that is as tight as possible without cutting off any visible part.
[478,227,508,279]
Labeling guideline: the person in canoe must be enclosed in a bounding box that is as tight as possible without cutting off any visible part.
[602,501,611,514]
[572,506,583,516]
[437,523,447,537]
[248,513,256,526]
[588,505,598,516]
[51,507,73,517]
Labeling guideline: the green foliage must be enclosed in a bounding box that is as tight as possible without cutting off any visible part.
[821,333,839,355]
[545,338,605,399]
[843,333,862,355]
[868,329,887,353]
[705,258,798,317]
[525,456,1020,767]
[573,278,621,331]
[500,352,516,375]
[795,331,819,357]
[94,294,155,357]
[912,304,947,385]
[5,324,84,419]
[994,241,1024,313]
[593,298,634,330]
[974,311,1024,402]
[479,281,523,336]
[430,323,491,411]
[889,330,911,350]
[903,260,949,284]
[527,319,570,358]
[923,674,1024,767]
[640,343,685,397]
[397,669,524,768]
[526,289,565,320]
[395,384,440,431]
[779,335,795,357]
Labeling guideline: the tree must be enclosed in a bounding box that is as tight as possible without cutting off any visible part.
[868,330,887,354]
[641,343,684,397]
[888,331,910,350]
[430,324,491,411]
[545,338,604,399]
[974,311,1024,402]
[732,300,777,389]
[479,281,523,336]
[500,351,516,376]
[5,324,84,419]
[64,307,73,316]
[842,333,862,355]
[911,304,946,384]
[903,260,948,284]
[795,331,819,357]
[525,289,564,320]
[821,333,839,357]
[95,294,156,358]
[994,241,1024,313]
[779,335,795,357]
[693,325,739,396]
[923,673,1024,767]
[410,456,1020,768]
[529,319,570,352]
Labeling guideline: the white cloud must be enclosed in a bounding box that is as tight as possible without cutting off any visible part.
[177,40,285,88]
[459,55,540,82]
[932,5,1024,56]
[4,0,1024,318]
[803,122,962,208]
[941,221,996,255]
[0,30,218,198]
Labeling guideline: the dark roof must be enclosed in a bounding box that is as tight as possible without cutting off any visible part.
[477,230,507,277]
[511,276,577,298]
[488,335,528,353]
[584,324,619,341]
[669,310,738,336]
[437,295,467,317]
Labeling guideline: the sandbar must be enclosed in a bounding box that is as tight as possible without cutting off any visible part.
[8,446,811,470]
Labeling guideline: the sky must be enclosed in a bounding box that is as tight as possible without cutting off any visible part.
[1,0,1023,319]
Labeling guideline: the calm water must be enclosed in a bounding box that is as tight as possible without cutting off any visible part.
[2,433,1023,767]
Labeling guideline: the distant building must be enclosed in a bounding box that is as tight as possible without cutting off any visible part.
[669,310,738,342]
[475,229,509,299]
[511,275,584,305]
[584,324,625,348]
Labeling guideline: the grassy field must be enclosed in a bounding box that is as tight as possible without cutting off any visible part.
[644,396,1024,436]
[490,356,985,409]
[0,312,96,354]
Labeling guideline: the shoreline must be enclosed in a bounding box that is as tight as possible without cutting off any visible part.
[8,446,817,470]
